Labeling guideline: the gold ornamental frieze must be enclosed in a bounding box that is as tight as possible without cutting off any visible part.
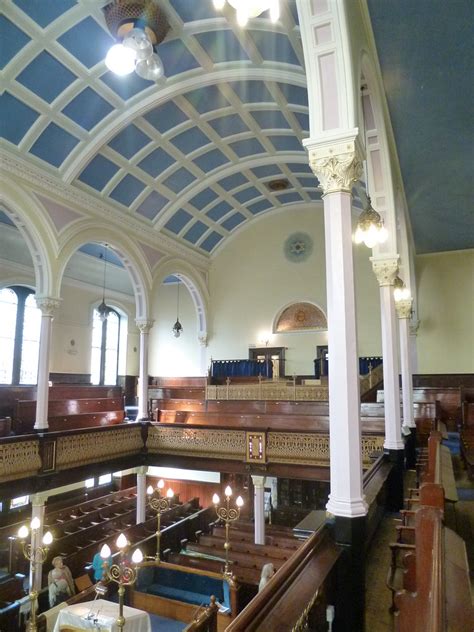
[0,440,41,482]
[205,384,329,401]
[55,427,143,470]
[147,425,246,460]
[267,432,330,466]
[361,436,385,463]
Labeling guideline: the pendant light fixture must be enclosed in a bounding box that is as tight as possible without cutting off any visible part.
[172,277,183,338]
[213,0,280,27]
[98,244,112,322]
[354,161,388,248]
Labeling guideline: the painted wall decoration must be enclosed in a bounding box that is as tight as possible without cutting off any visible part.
[275,302,327,332]
[284,232,313,262]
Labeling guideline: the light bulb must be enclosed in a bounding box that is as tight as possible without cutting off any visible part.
[157,479,165,489]
[166,488,174,499]
[147,485,154,495]
[105,44,136,76]
[18,525,28,539]
[123,28,153,61]
[31,517,40,530]
[135,53,164,81]
[116,533,127,549]
[236,7,249,26]
[42,531,53,546]
[100,544,111,559]
[364,233,378,249]
[378,225,388,243]
[236,496,244,508]
[212,493,220,505]
[354,226,363,244]
[224,485,233,498]
[132,548,143,564]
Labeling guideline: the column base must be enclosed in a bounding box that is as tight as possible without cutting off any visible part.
[404,426,417,469]
[331,515,366,632]
[386,449,405,511]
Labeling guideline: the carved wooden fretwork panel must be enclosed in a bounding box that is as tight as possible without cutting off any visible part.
[147,426,246,460]
[205,384,329,401]
[0,440,41,482]
[275,302,327,332]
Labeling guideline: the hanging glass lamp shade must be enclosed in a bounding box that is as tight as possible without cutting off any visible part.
[98,300,112,322]
[354,197,388,248]
[172,318,183,338]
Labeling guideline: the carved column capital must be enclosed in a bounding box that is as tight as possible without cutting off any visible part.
[198,333,208,347]
[135,319,154,334]
[370,256,399,287]
[409,319,420,336]
[31,492,48,507]
[251,475,266,489]
[395,298,413,319]
[35,296,61,317]
[305,134,364,194]
[136,465,148,476]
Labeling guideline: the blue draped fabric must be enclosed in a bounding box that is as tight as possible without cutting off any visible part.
[211,359,272,378]
[359,357,383,376]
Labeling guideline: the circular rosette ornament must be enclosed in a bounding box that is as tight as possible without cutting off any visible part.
[284,232,314,263]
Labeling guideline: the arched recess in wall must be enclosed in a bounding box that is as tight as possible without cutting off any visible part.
[273,301,327,333]
[152,259,209,343]
[0,180,56,297]
[56,222,152,320]
[359,52,399,257]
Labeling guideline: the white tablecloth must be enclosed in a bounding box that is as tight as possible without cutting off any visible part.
[53,599,151,632]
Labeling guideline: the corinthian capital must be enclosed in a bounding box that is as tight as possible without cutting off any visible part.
[304,134,364,194]
[198,333,208,347]
[395,298,413,319]
[370,256,399,287]
[409,319,420,336]
[35,296,61,317]
[135,319,154,334]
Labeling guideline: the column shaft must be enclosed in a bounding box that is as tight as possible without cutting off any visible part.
[34,298,60,431]
[30,499,46,592]
[136,467,147,524]
[399,317,414,428]
[251,476,265,545]
[136,320,154,421]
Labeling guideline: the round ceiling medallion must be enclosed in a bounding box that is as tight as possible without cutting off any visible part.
[284,232,313,263]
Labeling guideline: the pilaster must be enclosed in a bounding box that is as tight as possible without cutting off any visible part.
[135,319,154,421]
[251,475,266,545]
[34,297,61,431]
[136,465,148,524]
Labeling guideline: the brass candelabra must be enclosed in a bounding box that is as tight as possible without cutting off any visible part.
[17,518,53,632]
[212,486,244,576]
[147,479,174,562]
[100,535,143,632]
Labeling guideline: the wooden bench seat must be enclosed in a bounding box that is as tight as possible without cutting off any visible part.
[212,525,301,549]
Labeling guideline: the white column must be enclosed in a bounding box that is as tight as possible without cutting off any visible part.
[251,475,266,545]
[34,297,61,431]
[371,259,404,451]
[307,136,367,518]
[409,319,420,375]
[30,494,47,592]
[136,465,148,524]
[396,300,415,429]
[135,319,154,421]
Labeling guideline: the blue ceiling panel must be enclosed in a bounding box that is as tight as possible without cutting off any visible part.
[159,39,200,77]
[172,0,217,22]
[78,154,120,190]
[251,164,281,178]
[218,173,248,191]
[308,190,323,201]
[200,231,224,252]
[101,71,151,100]
[233,186,260,204]
[185,85,229,114]
[298,176,319,188]
[288,0,299,24]
[172,127,210,154]
[164,208,193,233]
[206,200,232,221]
[62,87,113,131]
[59,17,113,69]
[109,174,145,207]
[163,275,179,284]
[108,124,151,159]
[229,137,265,157]
[78,243,123,268]
[247,198,273,214]
[294,112,309,131]
[228,80,273,104]
[268,135,303,152]
[0,92,39,144]
[0,16,30,69]
[13,0,76,28]
[276,191,302,204]
[144,101,188,134]
[162,167,196,193]
[277,82,308,107]
[221,212,246,231]
[136,190,169,220]
[0,211,16,226]
[183,220,209,244]
[30,123,79,167]
[189,188,218,210]
[251,110,291,130]
[195,29,250,64]
[17,52,76,103]
[248,30,300,66]
[138,147,175,178]
[286,162,312,174]
[193,148,229,171]
[207,113,249,138]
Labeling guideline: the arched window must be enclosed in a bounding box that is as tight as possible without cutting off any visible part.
[0,286,41,384]
[91,307,121,385]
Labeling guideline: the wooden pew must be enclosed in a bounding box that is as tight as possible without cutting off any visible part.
[211,525,301,550]
[377,387,462,428]
[186,542,287,572]
[0,417,12,437]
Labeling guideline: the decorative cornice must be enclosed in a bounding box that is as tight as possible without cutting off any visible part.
[0,148,209,271]
[35,296,61,317]
[395,298,413,319]
[370,256,399,287]
[135,319,154,334]
[304,134,364,194]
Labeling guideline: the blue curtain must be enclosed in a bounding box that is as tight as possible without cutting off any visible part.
[359,357,383,376]
[211,359,272,378]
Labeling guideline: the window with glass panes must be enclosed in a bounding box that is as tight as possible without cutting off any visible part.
[91,307,120,385]
[0,287,41,384]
